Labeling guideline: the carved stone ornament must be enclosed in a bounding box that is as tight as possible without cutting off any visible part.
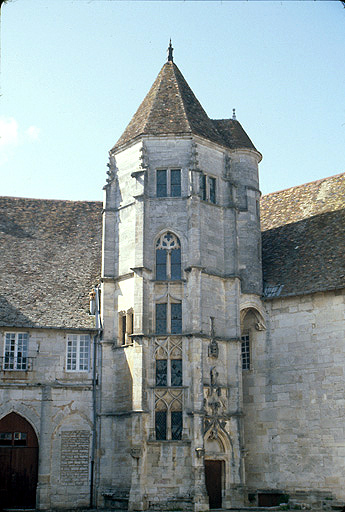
[139,142,149,171]
[195,447,205,458]
[105,154,117,186]
[255,321,266,331]
[190,141,199,170]
[224,154,231,180]
[130,447,142,459]
[208,317,219,358]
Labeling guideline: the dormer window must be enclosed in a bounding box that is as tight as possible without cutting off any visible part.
[156,169,181,197]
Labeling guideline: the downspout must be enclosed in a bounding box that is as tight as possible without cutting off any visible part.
[90,286,102,508]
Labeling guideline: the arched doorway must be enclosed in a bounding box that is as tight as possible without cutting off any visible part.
[0,412,38,509]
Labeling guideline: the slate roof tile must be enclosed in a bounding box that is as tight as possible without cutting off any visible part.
[0,197,103,330]
[261,173,345,297]
[113,61,257,153]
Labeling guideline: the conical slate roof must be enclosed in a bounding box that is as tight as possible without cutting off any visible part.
[112,60,258,153]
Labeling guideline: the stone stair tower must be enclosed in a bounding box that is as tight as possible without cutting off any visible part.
[98,44,263,512]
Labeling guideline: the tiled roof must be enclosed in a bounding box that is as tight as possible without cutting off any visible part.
[112,61,258,153]
[0,197,103,329]
[261,173,345,297]
[0,174,343,329]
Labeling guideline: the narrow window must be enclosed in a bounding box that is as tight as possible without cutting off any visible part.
[156,359,167,386]
[209,177,216,204]
[4,333,28,370]
[155,411,167,440]
[128,311,134,337]
[157,170,167,197]
[200,173,207,201]
[241,333,250,370]
[156,249,167,280]
[171,303,182,334]
[155,232,181,281]
[66,334,90,371]
[156,303,167,334]
[170,169,181,197]
[121,315,127,345]
[171,411,183,440]
[170,248,181,280]
[171,359,182,386]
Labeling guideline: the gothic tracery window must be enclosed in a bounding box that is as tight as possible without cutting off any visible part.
[156,232,181,281]
[154,338,183,440]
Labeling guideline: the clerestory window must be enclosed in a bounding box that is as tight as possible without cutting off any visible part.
[66,334,90,371]
[156,232,181,280]
[3,333,28,370]
[156,169,181,197]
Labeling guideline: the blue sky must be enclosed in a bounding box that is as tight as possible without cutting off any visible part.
[1,0,344,200]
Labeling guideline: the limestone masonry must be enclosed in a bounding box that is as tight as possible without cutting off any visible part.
[0,50,344,511]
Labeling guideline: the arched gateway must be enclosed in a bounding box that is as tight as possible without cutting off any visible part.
[0,412,39,509]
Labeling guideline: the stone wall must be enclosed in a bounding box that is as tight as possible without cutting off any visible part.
[243,289,345,504]
[0,327,94,509]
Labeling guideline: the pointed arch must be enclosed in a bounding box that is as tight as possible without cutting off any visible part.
[0,412,39,508]
[155,231,181,281]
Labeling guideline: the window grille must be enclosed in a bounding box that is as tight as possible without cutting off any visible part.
[155,411,167,440]
[156,359,168,386]
[171,411,182,440]
[171,359,182,386]
[241,333,250,370]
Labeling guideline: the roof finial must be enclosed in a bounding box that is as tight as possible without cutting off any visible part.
[167,39,174,62]
[232,108,236,120]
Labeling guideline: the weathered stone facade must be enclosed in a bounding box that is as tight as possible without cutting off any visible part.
[0,53,344,511]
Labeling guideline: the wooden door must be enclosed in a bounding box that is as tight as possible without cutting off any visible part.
[205,459,222,509]
[0,412,38,509]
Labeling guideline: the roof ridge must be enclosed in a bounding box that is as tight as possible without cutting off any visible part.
[0,196,102,203]
[262,172,345,199]
[141,63,166,136]
[171,62,194,133]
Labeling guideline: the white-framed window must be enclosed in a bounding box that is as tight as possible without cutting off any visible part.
[3,332,28,370]
[66,334,90,371]
[200,173,217,204]
[156,168,181,197]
